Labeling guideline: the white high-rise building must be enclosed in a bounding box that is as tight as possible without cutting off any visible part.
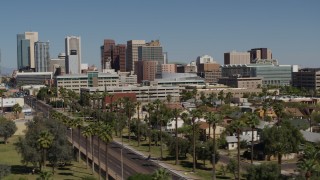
[17,32,38,70]
[35,41,50,72]
[196,55,216,65]
[65,36,81,74]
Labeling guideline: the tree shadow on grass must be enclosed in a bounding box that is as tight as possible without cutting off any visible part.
[10,165,33,175]
[216,175,231,179]
[57,167,71,171]
[58,172,74,176]
[179,161,193,169]
[162,156,187,161]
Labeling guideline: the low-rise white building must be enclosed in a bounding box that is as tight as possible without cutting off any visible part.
[81,85,183,102]
[56,71,119,93]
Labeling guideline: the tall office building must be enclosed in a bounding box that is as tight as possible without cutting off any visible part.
[126,40,146,72]
[17,32,38,70]
[248,48,272,62]
[65,36,81,74]
[224,51,250,65]
[138,40,164,78]
[134,60,157,83]
[35,41,50,72]
[101,39,126,72]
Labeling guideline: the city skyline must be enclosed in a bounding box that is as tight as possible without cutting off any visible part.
[0,0,319,70]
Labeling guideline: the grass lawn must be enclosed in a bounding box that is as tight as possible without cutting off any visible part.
[114,136,236,180]
[0,136,97,180]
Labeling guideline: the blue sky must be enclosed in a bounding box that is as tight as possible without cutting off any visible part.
[0,0,319,69]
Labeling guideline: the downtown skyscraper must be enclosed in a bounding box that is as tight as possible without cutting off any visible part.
[17,32,38,70]
[101,39,126,72]
[65,36,81,74]
[34,41,50,72]
[126,40,146,72]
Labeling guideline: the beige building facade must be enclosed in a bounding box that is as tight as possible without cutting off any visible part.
[25,32,39,68]
[224,51,250,65]
[126,40,146,72]
[162,64,177,73]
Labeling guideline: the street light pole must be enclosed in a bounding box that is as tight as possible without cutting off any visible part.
[121,148,123,180]
[121,130,124,180]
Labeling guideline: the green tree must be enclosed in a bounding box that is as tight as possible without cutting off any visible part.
[152,168,172,180]
[37,131,54,171]
[15,115,72,173]
[36,171,53,180]
[261,121,305,171]
[245,163,281,180]
[0,164,11,179]
[0,116,17,144]
[227,159,237,180]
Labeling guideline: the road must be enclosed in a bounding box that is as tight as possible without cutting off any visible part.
[25,96,187,180]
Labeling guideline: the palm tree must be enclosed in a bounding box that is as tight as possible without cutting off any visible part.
[208,92,217,107]
[224,92,233,105]
[245,113,260,164]
[108,94,114,112]
[172,107,182,165]
[136,101,141,146]
[72,118,84,162]
[82,125,93,170]
[272,102,284,125]
[145,103,154,153]
[166,94,172,103]
[87,123,98,174]
[12,103,22,118]
[152,168,172,180]
[98,124,113,180]
[298,144,320,180]
[190,109,202,172]
[158,104,171,160]
[204,111,222,180]
[153,99,164,159]
[218,90,224,106]
[37,131,54,171]
[229,118,246,180]
[123,97,135,143]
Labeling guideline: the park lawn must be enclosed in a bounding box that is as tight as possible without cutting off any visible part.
[114,136,237,180]
[0,135,97,180]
